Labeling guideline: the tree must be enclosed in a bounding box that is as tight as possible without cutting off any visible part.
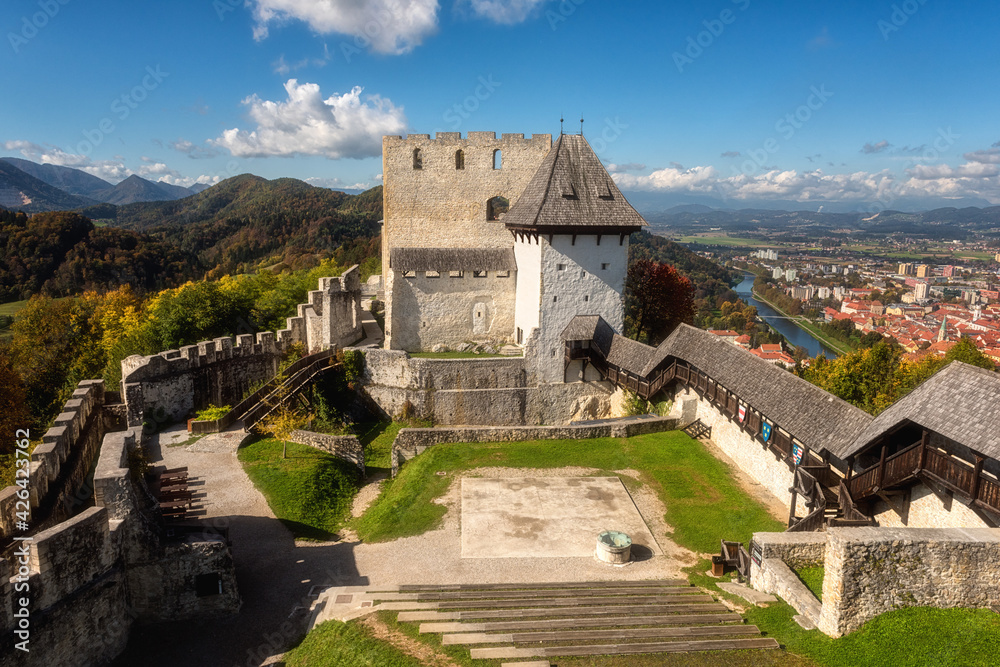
[624,259,696,345]
[944,337,996,370]
[258,403,310,459]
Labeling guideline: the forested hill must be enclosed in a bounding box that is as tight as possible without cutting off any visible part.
[82,176,384,277]
[0,209,194,302]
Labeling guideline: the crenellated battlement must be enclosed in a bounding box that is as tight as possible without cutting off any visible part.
[0,379,107,541]
[383,131,551,145]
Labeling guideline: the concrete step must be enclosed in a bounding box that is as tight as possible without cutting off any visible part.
[470,637,780,659]
[442,624,764,645]
[419,612,741,634]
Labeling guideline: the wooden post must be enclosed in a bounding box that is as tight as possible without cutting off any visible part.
[846,456,855,482]
[971,453,985,502]
[876,445,888,490]
[788,487,798,528]
[918,429,929,472]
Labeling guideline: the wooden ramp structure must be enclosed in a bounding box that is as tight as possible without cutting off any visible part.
[377,580,778,661]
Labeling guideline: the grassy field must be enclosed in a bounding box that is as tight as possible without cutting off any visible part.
[791,318,855,357]
[0,299,28,340]
[284,616,425,667]
[355,431,784,553]
[238,437,361,540]
[679,235,773,248]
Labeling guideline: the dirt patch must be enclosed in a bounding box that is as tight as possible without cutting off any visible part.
[352,471,388,518]
[358,614,462,667]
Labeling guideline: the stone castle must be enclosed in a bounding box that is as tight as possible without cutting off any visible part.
[1,129,998,664]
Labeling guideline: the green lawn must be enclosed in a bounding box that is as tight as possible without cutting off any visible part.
[238,437,361,540]
[355,431,785,552]
[284,618,424,667]
[794,565,825,601]
[354,421,403,471]
[0,300,28,317]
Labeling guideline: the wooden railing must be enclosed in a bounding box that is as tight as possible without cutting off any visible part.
[847,438,1000,517]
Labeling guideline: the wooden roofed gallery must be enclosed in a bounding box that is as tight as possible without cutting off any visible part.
[562,317,1000,530]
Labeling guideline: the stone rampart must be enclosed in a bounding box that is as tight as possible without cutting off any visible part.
[819,526,1000,636]
[390,416,678,475]
[121,269,363,430]
[748,527,1000,637]
[290,430,365,474]
[0,379,109,541]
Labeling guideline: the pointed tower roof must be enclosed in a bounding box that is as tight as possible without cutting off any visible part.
[503,134,647,234]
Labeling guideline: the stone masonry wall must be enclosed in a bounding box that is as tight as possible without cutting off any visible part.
[391,416,679,475]
[819,526,1000,636]
[382,132,551,349]
[290,430,365,474]
[871,481,989,529]
[0,379,107,541]
[749,532,828,624]
[388,269,516,351]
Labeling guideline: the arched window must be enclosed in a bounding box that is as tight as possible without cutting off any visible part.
[413,148,423,170]
[493,149,502,170]
[455,150,465,170]
[487,196,509,221]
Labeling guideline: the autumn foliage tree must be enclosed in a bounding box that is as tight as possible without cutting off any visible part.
[624,258,696,345]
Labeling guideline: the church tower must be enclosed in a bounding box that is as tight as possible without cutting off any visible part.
[502,134,646,382]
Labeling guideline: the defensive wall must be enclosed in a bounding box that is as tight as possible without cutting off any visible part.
[361,347,617,428]
[121,267,363,430]
[1,413,240,665]
[390,416,679,476]
[750,527,1000,636]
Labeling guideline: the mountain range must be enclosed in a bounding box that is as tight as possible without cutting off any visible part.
[0,157,204,209]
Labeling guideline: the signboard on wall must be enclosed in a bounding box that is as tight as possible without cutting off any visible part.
[793,443,804,466]
[761,422,772,442]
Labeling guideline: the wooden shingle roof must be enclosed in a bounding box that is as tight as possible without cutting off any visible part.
[845,361,1000,459]
[389,247,516,272]
[561,315,615,355]
[650,325,873,458]
[502,134,647,233]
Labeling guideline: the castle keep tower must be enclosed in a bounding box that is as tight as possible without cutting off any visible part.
[502,133,646,381]
[380,130,645,382]
[381,132,552,350]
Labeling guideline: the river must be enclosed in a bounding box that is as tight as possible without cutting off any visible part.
[734,274,840,359]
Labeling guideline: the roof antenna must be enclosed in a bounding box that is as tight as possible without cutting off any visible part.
[580,115,584,135]
[560,114,564,135]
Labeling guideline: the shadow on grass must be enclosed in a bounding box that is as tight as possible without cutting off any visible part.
[279,518,338,542]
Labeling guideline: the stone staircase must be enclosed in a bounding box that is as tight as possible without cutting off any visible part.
[315,580,779,661]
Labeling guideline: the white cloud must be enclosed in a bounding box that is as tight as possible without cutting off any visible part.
[613,160,1000,205]
[306,176,373,190]
[211,80,407,159]
[169,138,220,159]
[250,0,439,55]
[606,162,645,173]
[462,0,550,24]
[964,148,1000,164]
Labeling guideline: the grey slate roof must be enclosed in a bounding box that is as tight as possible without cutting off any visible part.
[502,134,648,231]
[845,361,1000,460]
[390,247,516,272]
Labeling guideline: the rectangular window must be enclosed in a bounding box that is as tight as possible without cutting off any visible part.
[402,270,416,278]
[473,270,487,278]
[584,295,589,302]
[449,270,463,278]
[557,264,566,271]
[553,296,558,302]
[601,263,610,270]
[496,270,509,278]
[425,270,440,278]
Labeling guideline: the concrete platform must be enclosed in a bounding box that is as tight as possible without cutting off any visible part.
[460,477,661,559]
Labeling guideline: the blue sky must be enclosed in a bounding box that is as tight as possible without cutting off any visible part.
[3,0,1000,209]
